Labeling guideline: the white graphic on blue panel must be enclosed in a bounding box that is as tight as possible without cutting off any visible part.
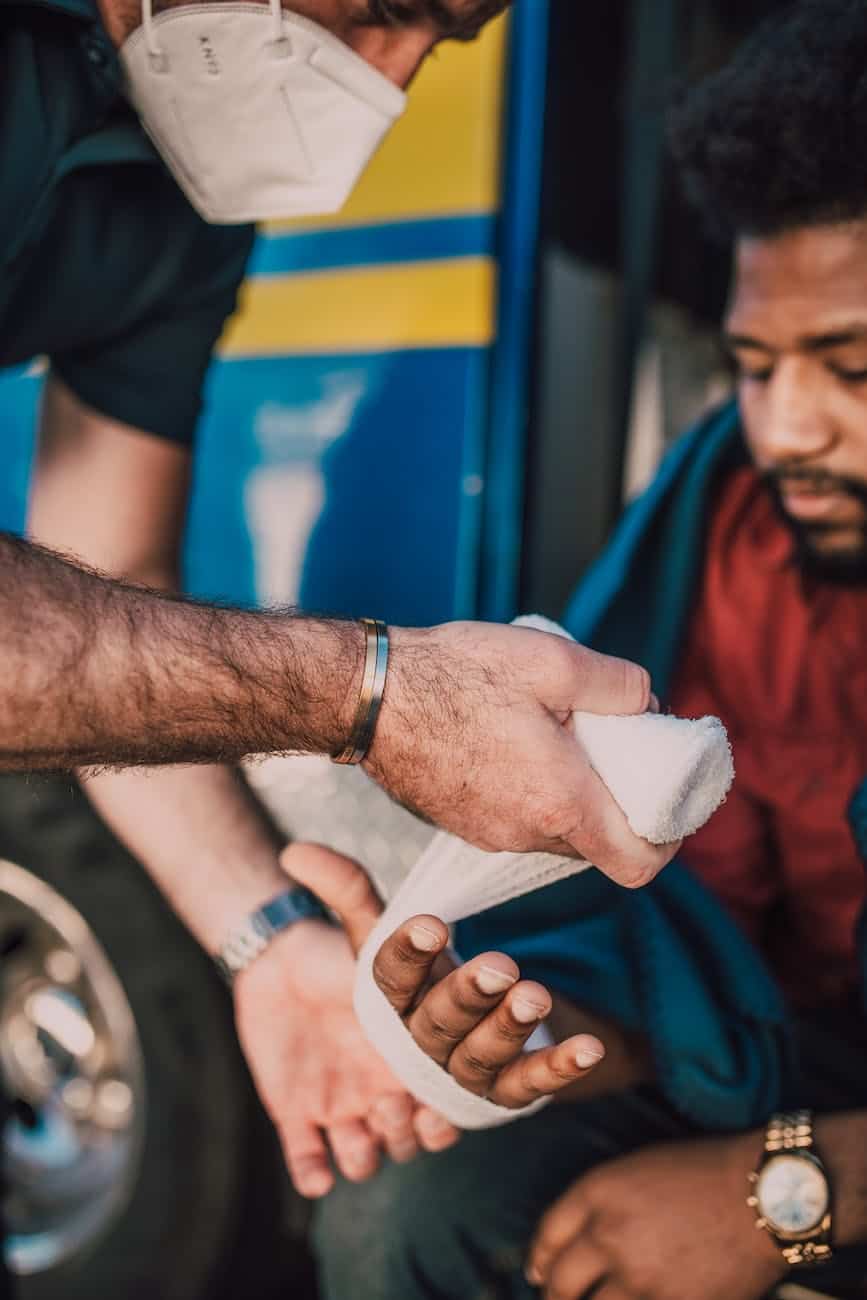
[244,372,366,606]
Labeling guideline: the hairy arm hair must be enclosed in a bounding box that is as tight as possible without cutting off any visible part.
[0,530,363,771]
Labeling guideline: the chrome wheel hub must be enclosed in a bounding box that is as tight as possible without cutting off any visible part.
[0,861,145,1275]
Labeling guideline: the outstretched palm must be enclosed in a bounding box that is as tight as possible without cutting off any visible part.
[233,845,457,1197]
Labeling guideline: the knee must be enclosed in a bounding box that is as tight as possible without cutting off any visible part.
[313,1118,562,1300]
[313,1158,440,1300]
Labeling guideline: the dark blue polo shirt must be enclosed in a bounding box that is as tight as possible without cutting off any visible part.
[0,0,255,442]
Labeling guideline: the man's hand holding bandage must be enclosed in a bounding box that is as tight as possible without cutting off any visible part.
[353,618,734,1131]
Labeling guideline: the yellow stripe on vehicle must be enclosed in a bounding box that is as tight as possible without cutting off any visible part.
[220,256,497,356]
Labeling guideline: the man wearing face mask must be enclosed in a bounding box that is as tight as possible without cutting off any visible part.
[0,0,682,1258]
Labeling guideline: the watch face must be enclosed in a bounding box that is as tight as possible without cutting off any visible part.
[756,1154,829,1236]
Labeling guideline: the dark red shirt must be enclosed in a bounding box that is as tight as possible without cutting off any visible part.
[670,466,867,1007]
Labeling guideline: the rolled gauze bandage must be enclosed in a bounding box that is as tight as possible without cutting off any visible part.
[353,617,734,1129]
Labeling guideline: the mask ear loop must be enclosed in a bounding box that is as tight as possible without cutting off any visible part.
[141,0,169,72]
[268,0,291,57]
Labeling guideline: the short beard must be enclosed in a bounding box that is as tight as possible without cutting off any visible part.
[763,472,867,586]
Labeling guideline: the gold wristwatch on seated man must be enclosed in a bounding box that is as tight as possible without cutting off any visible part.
[747,1110,833,1268]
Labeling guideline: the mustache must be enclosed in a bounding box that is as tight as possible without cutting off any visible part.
[762,467,867,502]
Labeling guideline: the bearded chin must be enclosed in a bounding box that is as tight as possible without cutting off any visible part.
[790,522,867,585]
[764,476,867,585]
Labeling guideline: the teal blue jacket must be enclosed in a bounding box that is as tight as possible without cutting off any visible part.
[457,402,867,1130]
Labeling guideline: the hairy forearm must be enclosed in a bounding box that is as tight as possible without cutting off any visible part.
[0,531,363,770]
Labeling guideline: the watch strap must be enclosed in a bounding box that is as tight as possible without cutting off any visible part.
[215,886,331,986]
[766,1110,815,1154]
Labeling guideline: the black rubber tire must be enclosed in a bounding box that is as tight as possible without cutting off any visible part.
[0,773,314,1300]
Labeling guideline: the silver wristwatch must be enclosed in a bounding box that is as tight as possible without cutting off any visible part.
[215,887,332,986]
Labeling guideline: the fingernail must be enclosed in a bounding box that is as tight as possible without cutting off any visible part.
[303,1174,333,1199]
[345,1150,373,1174]
[525,1262,541,1285]
[409,923,442,952]
[474,964,518,995]
[575,1039,605,1069]
[511,995,547,1024]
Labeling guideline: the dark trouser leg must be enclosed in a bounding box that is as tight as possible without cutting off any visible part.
[314,1003,867,1300]
[313,1088,690,1300]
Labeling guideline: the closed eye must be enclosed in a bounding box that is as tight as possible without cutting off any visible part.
[729,357,773,383]
[829,364,867,383]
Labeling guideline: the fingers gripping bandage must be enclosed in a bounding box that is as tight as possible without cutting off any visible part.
[353,617,734,1129]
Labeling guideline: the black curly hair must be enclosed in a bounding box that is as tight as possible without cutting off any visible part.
[669,0,867,241]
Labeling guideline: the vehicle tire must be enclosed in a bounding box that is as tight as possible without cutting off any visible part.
[0,773,313,1300]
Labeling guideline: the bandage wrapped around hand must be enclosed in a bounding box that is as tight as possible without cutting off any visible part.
[354,617,734,1129]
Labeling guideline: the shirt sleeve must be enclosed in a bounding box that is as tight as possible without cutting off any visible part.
[51,219,255,445]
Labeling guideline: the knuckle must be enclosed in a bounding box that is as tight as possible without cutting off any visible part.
[473,815,531,853]
[502,1094,531,1110]
[523,790,571,846]
[550,1057,580,1085]
[593,1220,626,1259]
[626,660,652,711]
[516,1055,545,1096]
[538,1052,577,1087]
[457,1048,499,1078]
[545,636,582,681]
[452,985,486,1016]
[599,653,650,712]
[371,954,412,1000]
[582,648,651,713]
[501,1013,537,1042]
[617,851,666,889]
[422,1011,465,1045]
[342,865,377,912]
[496,1071,538,1109]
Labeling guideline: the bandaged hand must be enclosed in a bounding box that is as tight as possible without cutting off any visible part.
[369,915,606,1109]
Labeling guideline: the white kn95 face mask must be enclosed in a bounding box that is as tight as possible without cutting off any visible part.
[119,0,408,225]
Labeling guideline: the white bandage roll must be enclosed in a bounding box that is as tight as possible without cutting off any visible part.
[353,618,734,1130]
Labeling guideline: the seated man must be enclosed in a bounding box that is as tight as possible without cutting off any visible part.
[312,3,867,1297]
